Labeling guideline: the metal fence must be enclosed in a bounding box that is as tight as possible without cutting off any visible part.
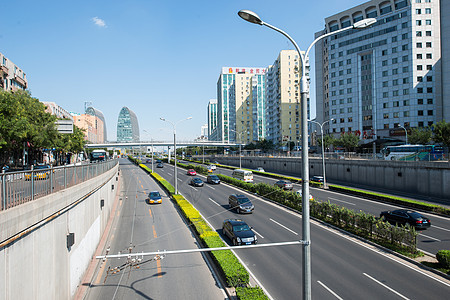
[0,159,118,211]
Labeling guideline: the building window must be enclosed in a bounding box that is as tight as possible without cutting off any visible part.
[339,70,344,76]
[383,103,389,108]
[393,101,399,107]
[402,55,408,62]
[417,76,423,82]
[418,99,423,105]
[347,69,351,74]
[383,92,389,98]
[427,75,432,82]
[426,53,432,59]
[393,79,398,86]
[426,31,431,36]
[425,8,431,14]
[392,36,397,42]
[416,9,421,14]
[384,124,389,129]
[383,71,388,77]
[392,47,397,53]
[393,112,399,118]
[383,81,388,87]
[416,42,422,48]
[417,65,423,70]
[347,59,351,64]
[417,54,423,59]
[403,100,409,106]
[427,87,433,93]
[403,78,409,84]
[403,89,409,95]
[382,50,387,56]
[392,58,398,64]
[402,44,408,51]
[426,42,432,48]
[393,90,399,96]
[427,98,433,104]
[382,60,388,66]
[392,69,398,75]
[416,31,422,37]
[418,87,423,93]
[347,78,352,84]
[404,111,409,117]
[402,66,409,72]
[426,65,432,70]
[418,110,424,116]
[402,33,408,40]
[426,20,431,25]
[384,113,389,119]
[428,110,433,115]
[347,98,352,103]
[416,20,422,26]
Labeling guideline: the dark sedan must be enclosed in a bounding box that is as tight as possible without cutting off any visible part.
[380,209,431,230]
[206,175,220,184]
[222,219,257,246]
[274,180,294,190]
[190,177,204,187]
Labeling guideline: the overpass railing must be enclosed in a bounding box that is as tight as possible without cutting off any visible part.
[0,159,118,211]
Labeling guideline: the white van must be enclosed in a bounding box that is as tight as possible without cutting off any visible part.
[232,169,253,182]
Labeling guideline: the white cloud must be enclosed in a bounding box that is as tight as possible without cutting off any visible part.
[92,17,107,28]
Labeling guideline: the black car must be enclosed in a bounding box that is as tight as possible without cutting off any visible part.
[207,175,220,184]
[380,209,431,230]
[310,176,324,183]
[156,163,163,168]
[274,180,294,190]
[190,177,204,187]
[222,219,257,246]
[228,194,254,214]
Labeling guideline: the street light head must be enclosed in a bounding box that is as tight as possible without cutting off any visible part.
[186,117,193,120]
[160,117,165,121]
[330,118,335,121]
[353,18,377,29]
[238,10,263,25]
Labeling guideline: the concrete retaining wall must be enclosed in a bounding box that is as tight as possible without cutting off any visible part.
[0,164,119,299]
[212,156,450,200]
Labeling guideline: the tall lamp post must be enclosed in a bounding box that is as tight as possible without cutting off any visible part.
[309,119,334,189]
[230,129,243,169]
[160,117,192,194]
[238,9,376,299]
[398,124,408,145]
[143,130,154,173]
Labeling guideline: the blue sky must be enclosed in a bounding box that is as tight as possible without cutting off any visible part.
[2,0,365,141]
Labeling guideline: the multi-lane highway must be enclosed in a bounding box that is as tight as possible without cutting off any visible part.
[151,159,450,299]
[185,160,450,256]
[83,159,226,299]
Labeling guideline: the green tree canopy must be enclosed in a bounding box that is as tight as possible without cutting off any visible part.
[433,120,450,147]
[408,127,432,145]
[335,132,360,152]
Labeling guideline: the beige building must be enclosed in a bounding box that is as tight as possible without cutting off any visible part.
[0,52,28,92]
[42,102,73,120]
[73,114,105,144]
[265,50,309,146]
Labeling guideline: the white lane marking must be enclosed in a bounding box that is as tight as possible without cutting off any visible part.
[207,186,216,190]
[431,225,450,232]
[190,186,198,191]
[363,273,410,300]
[208,197,221,207]
[269,218,298,235]
[317,281,343,300]
[167,172,173,176]
[328,197,356,206]
[178,178,183,182]
[419,233,441,242]
[252,229,264,239]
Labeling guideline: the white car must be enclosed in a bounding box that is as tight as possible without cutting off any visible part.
[208,164,217,170]
[295,190,314,201]
[255,167,265,172]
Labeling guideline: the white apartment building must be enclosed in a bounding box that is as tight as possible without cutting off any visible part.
[0,52,27,92]
[315,0,444,141]
[265,50,310,146]
[216,67,266,143]
[42,102,73,120]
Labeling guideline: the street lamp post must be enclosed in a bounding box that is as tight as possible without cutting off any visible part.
[160,117,192,194]
[230,129,243,169]
[238,9,376,299]
[143,130,154,173]
[309,119,334,189]
[398,124,408,145]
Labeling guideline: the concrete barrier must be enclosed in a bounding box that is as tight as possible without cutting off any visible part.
[0,164,119,299]
[211,156,450,200]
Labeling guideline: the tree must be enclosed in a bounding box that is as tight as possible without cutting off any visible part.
[408,127,432,145]
[317,135,337,151]
[433,120,450,147]
[335,132,360,152]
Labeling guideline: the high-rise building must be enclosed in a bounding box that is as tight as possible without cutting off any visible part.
[207,99,218,140]
[73,113,105,144]
[216,67,266,143]
[117,107,139,142]
[86,107,107,142]
[315,0,444,141]
[265,50,309,146]
[252,74,266,141]
[0,52,27,92]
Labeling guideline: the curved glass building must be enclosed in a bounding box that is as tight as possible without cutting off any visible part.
[86,106,107,142]
[117,107,140,142]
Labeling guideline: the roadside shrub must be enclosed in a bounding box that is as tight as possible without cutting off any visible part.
[236,286,268,300]
[436,250,450,268]
[150,172,175,194]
